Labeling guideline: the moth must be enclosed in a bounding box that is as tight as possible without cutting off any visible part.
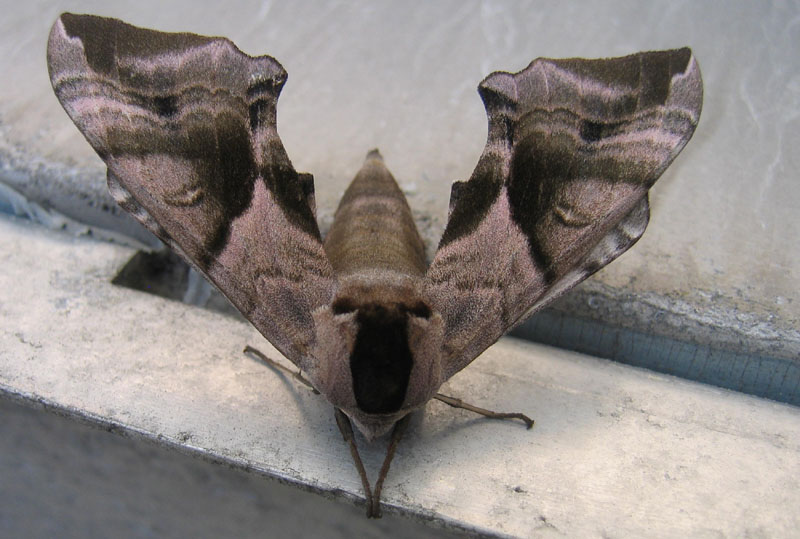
[47,13,702,518]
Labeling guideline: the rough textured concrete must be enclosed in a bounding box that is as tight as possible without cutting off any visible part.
[2,215,799,537]
[1,1,797,365]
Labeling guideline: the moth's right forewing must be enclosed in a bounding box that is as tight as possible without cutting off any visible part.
[427,49,702,378]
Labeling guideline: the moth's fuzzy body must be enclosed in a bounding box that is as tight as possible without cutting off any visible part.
[325,150,427,277]
[315,150,443,439]
[47,12,702,511]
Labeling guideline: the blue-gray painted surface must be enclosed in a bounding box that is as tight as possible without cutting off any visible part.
[514,311,800,406]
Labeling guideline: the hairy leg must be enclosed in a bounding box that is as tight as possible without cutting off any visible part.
[334,408,376,516]
[245,345,532,519]
[434,393,534,429]
[243,345,319,393]
[371,414,411,517]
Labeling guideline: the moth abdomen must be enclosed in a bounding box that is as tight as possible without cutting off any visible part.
[324,151,427,277]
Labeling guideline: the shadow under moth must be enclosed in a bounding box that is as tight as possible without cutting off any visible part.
[47,13,702,518]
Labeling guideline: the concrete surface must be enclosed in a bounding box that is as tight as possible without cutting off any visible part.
[1,0,798,368]
[2,215,799,537]
[0,398,458,539]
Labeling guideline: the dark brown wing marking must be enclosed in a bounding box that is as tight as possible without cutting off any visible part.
[48,13,335,369]
[428,49,702,377]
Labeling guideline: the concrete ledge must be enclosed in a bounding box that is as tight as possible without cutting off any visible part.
[2,215,799,537]
[0,397,457,539]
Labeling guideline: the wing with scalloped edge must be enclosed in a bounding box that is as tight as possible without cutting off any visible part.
[427,49,702,378]
[47,13,336,370]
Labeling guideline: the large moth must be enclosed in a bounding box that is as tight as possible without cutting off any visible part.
[47,13,702,518]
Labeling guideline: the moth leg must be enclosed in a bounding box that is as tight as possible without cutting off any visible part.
[334,408,376,517]
[371,414,411,518]
[243,345,319,394]
[434,393,534,429]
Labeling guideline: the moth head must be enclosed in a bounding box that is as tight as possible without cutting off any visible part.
[307,293,445,440]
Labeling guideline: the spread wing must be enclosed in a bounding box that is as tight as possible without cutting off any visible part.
[47,13,336,371]
[426,49,703,378]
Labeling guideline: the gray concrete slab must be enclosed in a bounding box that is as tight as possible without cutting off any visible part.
[0,398,459,539]
[2,215,799,537]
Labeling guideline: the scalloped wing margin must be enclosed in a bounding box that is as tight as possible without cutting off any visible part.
[47,13,335,369]
[427,49,702,377]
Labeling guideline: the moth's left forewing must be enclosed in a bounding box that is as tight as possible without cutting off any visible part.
[47,14,336,371]
[427,49,702,378]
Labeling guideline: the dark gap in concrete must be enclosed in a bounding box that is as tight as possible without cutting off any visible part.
[111,249,191,302]
[112,249,243,320]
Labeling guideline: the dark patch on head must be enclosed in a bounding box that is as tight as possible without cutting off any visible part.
[350,304,414,415]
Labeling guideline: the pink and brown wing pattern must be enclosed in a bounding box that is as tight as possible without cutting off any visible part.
[427,49,703,377]
[47,13,335,370]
